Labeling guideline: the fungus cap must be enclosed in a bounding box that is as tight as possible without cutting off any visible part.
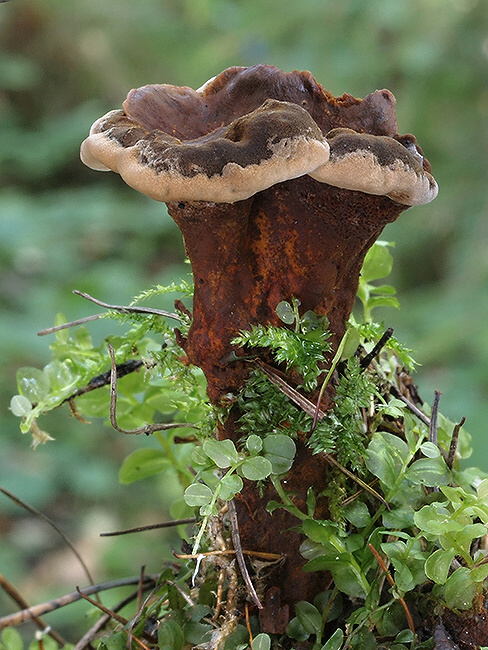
[80,99,331,203]
[80,66,438,207]
[310,128,438,206]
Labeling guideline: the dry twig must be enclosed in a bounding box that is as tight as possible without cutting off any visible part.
[100,517,196,537]
[73,289,182,321]
[0,574,66,645]
[228,499,263,610]
[108,343,196,435]
[0,574,159,629]
[0,486,96,588]
[447,416,466,470]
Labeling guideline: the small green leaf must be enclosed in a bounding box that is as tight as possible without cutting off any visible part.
[191,446,208,466]
[1,628,24,650]
[295,601,322,635]
[343,500,371,528]
[203,439,239,468]
[263,434,296,474]
[304,555,367,598]
[477,478,488,502]
[420,441,441,458]
[443,567,476,610]
[219,474,243,500]
[470,564,488,583]
[365,432,410,489]
[184,483,213,507]
[405,456,451,486]
[17,366,50,402]
[340,325,360,360]
[183,621,212,645]
[276,301,296,325]
[302,519,345,549]
[246,434,263,454]
[365,296,400,311]
[361,241,394,282]
[158,619,184,650]
[119,449,170,484]
[370,283,397,295]
[286,616,310,641]
[322,628,344,650]
[240,456,272,481]
[414,504,462,536]
[9,394,32,417]
[390,558,415,592]
[425,548,456,584]
[251,633,271,650]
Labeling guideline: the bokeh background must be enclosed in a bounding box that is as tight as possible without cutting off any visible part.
[1,0,487,641]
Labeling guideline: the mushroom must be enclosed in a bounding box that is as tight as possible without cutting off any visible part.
[81,65,437,404]
[311,127,437,206]
[81,99,331,203]
[80,64,438,612]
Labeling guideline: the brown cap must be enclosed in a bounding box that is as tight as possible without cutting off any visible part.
[80,65,437,207]
[80,99,330,203]
[310,128,438,206]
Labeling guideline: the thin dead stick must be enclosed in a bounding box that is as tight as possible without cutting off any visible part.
[108,343,196,435]
[100,517,196,537]
[321,454,390,510]
[368,543,416,636]
[0,574,159,629]
[447,416,466,470]
[390,387,431,426]
[256,361,326,419]
[128,582,163,644]
[0,486,96,588]
[360,327,394,369]
[173,548,282,561]
[67,359,144,402]
[76,587,129,627]
[0,574,66,646]
[245,603,253,645]
[73,290,182,321]
[73,588,147,650]
[429,390,442,446]
[38,313,105,336]
[77,588,153,650]
[227,499,263,610]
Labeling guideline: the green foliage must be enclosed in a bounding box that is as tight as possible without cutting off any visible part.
[357,242,399,323]
[8,243,488,648]
[309,357,377,468]
[233,300,331,391]
[0,628,74,650]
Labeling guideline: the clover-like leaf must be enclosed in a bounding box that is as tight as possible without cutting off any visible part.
[263,434,296,474]
[219,474,243,500]
[203,439,239,468]
[239,456,272,481]
[276,300,296,325]
[184,483,213,507]
[365,432,410,489]
[9,394,33,418]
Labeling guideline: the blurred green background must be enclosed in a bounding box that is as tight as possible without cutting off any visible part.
[1,0,487,641]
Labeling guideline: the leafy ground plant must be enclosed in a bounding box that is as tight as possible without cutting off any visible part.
[6,242,488,649]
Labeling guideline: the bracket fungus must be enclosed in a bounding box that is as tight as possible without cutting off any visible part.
[81,64,437,613]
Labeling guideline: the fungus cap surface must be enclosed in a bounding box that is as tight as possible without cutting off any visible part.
[80,65,437,207]
[310,128,438,206]
[80,99,331,203]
